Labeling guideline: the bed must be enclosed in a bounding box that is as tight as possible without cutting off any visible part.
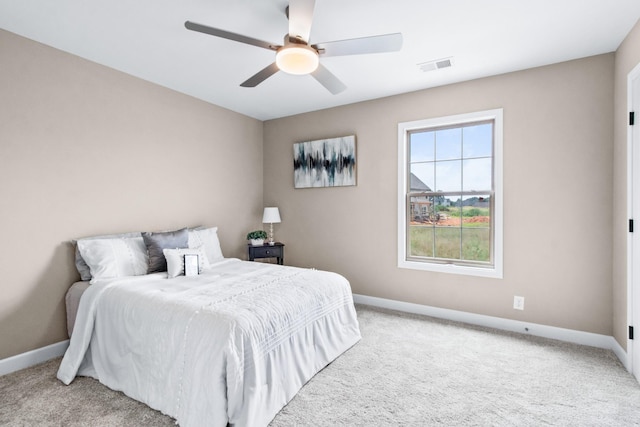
[57,227,361,427]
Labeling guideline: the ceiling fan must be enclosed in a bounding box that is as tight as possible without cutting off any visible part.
[184,0,402,94]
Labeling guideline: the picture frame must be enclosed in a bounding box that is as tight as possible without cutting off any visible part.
[184,254,199,276]
[293,135,356,188]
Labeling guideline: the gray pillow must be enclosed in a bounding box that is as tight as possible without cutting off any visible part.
[142,228,189,273]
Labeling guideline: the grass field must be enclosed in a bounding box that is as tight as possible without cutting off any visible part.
[410,225,490,261]
[442,205,490,218]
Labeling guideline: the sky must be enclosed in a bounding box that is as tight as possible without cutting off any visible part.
[409,122,493,196]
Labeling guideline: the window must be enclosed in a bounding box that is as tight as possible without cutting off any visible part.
[397,109,503,278]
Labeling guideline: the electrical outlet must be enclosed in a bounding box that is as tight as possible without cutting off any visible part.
[513,296,525,310]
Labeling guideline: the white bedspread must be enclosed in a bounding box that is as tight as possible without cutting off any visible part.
[57,259,361,427]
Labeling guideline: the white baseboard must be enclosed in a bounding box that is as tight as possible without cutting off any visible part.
[354,294,629,366]
[0,340,69,377]
[611,338,630,370]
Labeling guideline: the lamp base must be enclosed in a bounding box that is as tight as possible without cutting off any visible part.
[268,222,276,246]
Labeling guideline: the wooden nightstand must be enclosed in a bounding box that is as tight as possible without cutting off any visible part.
[248,242,284,265]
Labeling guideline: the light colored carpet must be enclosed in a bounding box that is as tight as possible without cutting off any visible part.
[1,305,640,426]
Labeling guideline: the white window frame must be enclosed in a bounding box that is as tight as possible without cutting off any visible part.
[397,109,503,279]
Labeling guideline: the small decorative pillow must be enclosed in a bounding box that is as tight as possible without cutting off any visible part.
[188,227,224,263]
[142,228,189,273]
[163,246,210,278]
[77,236,148,282]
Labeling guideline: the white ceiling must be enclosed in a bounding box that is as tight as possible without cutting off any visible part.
[1,0,640,121]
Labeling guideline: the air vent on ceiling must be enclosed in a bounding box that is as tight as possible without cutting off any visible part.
[418,57,453,72]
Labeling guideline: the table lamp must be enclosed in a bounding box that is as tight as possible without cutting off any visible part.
[262,207,281,245]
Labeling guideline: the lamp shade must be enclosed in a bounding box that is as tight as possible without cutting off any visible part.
[262,207,281,224]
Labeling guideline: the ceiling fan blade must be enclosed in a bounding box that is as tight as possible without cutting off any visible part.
[315,33,403,57]
[185,21,279,51]
[311,64,346,95]
[288,0,316,43]
[240,63,280,88]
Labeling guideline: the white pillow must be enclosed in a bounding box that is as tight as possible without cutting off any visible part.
[163,246,210,278]
[73,231,141,281]
[77,236,148,282]
[188,227,224,262]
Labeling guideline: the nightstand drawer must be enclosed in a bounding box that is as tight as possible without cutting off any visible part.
[251,246,283,258]
[247,242,285,265]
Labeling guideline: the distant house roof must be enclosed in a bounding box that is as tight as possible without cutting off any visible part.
[410,173,431,192]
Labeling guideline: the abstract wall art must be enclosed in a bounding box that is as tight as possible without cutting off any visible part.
[293,135,357,188]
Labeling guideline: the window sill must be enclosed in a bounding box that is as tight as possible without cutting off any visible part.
[398,259,503,279]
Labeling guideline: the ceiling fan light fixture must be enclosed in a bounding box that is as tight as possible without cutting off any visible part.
[276,45,319,75]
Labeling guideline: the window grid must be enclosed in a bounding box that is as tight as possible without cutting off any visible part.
[406,120,494,268]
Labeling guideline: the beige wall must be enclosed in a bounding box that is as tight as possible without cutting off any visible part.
[0,30,264,360]
[264,54,615,336]
[613,19,640,349]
